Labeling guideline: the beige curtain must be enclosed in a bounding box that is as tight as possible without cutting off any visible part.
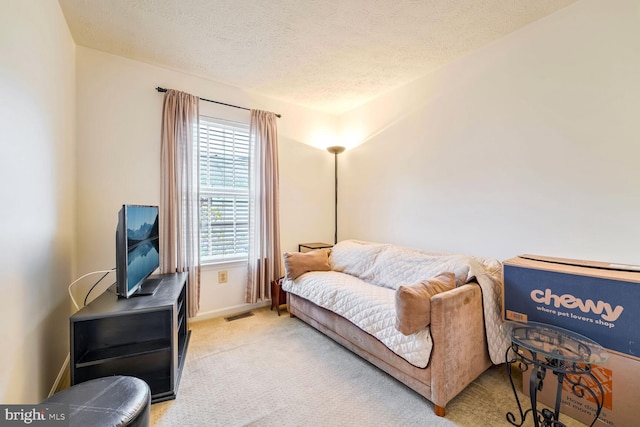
[160,89,201,317]
[245,109,282,303]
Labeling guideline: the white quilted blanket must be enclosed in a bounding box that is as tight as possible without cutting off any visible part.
[284,270,433,367]
[283,240,510,367]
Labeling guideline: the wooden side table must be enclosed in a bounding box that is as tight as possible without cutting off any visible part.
[270,278,287,316]
[298,242,333,253]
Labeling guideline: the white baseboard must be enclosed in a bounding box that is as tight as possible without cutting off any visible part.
[49,353,70,397]
[192,300,271,323]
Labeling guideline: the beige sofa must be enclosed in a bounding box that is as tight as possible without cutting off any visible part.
[283,240,506,416]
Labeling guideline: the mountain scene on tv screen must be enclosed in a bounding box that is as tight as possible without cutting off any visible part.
[126,206,160,287]
[127,208,159,245]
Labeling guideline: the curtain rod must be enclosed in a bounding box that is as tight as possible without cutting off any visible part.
[155,87,281,118]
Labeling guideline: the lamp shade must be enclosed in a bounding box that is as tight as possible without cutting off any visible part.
[326,146,345,155]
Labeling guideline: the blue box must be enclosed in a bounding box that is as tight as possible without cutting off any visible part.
[503,255,640,359]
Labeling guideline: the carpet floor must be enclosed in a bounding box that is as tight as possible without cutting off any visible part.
[150,307,584,426]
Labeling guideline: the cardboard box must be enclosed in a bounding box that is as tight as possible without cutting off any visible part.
[503,255,640,358]
[503,255,640,427]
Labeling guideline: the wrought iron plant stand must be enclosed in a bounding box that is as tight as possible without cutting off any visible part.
[505,321,607,427]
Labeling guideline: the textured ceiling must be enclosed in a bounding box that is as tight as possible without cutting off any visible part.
[58,0,578,114]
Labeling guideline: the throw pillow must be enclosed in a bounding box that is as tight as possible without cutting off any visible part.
[395,272,456,335]
[283,249,331,280]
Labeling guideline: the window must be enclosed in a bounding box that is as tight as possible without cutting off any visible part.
[198,116,250,263]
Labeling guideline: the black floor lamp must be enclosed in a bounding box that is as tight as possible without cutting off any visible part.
[327,146,345,244]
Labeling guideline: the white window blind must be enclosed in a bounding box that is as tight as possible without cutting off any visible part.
[198,116,250,263]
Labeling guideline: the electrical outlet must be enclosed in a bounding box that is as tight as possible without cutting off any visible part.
[218,270,228,284]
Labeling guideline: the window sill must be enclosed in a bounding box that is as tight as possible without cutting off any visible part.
[200,259,247,271]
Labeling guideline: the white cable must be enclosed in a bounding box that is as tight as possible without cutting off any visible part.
[68,270,115,311]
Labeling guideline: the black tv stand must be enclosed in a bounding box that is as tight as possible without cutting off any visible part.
[70,272,190,403]
[131,277,163,297]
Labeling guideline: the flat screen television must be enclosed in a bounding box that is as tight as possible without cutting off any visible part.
[115,204,161,298]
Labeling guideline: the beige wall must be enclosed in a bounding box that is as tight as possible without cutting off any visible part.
[75,47,335,319]
[338,0,640,264]
[0,1,76,402]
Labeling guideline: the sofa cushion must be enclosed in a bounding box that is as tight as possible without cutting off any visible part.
[395,272,456,335]
[284,249,331,280]
[368,245,471,290]
[330,240,388,281]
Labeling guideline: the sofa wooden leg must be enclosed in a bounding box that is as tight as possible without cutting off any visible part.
[434,405,445,417]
